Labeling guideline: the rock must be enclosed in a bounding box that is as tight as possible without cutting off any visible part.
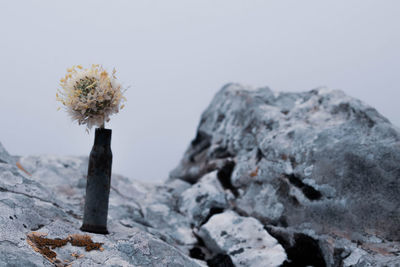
[198,210,286,267]
[235,182,284,223]
[171,84,400,266]
[0,142,15,164]
[0,150,202,266]
[178,171,228,226]
[2,83,400,266]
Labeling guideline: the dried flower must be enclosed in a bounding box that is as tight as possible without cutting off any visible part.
[57,64,126,129]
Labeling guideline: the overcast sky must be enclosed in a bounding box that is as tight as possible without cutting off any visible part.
[1,1,399,182]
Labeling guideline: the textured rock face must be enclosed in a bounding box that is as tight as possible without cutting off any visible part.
[198,211,286,267]
[178,171,228,227]
[0,142,15,164]
[1,84,400,267]
[171,84,400,266]
[0,152,202,267]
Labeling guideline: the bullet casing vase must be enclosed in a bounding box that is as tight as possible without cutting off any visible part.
[81,128,112,234]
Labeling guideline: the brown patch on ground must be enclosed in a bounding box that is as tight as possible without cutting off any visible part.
[16,161,31,176]
[250,167,259,177]
[27,232,103,265]
[69,234,104,251]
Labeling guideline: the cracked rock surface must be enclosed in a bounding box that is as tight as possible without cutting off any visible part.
[0,154,202,266]
[1,84,400,266]
[198,210,286,267]
[170,84,400,266]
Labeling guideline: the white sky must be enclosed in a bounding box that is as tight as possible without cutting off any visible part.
[1,1,399,182]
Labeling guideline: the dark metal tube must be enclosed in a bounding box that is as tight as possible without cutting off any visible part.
[80,128,112,234]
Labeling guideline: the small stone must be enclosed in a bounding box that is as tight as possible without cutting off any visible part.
[198,210,287,267]
[178,171,228,226]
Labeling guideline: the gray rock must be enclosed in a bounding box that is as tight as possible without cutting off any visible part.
[198,210,286,267]
[171,84,400,266]
[0,142,15,164]
[0,151,202,266]
[178,171,228,226]
[235,182,283,223]
[2,83,400,266]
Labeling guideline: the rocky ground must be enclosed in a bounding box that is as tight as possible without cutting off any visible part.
[1,84,399,266]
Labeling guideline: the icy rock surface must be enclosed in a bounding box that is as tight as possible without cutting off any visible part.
[171,84,400,266]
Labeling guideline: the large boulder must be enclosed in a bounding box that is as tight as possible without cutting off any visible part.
[170,84,400,266]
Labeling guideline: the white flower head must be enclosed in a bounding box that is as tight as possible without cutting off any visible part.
[57,64,126,130]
